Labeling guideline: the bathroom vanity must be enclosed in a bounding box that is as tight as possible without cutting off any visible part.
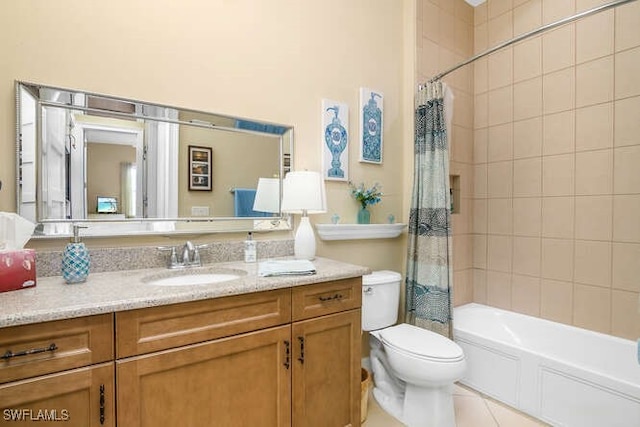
[0,258,367,427]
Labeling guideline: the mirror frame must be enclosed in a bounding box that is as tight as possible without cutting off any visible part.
[15,81,293,238]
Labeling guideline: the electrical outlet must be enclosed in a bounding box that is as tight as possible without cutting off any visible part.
[191,206,210,217]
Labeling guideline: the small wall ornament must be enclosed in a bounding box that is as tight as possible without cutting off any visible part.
[359,88,383,164]
[322,99,349,181]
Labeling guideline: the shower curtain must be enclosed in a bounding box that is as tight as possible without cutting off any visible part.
[405,80,454,338]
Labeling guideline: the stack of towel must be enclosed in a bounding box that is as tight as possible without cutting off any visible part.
[258,260,317,277]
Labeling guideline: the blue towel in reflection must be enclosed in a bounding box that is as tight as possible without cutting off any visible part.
[234,188,269,217]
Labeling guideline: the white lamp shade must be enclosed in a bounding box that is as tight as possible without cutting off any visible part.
[253,178,280,214]
[281,171,327,214]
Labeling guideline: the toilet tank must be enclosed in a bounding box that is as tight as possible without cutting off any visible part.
[362,270,402,331]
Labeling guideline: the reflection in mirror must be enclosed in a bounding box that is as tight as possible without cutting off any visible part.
[16,82,292,237]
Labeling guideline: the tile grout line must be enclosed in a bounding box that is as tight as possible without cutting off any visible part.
[609,2,617,337]
[480,394,501,427]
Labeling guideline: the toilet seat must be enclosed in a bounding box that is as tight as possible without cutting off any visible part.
[378,323,464,363]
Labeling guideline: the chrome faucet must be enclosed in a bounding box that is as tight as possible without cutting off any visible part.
[157,241,208,269]
[182,241,195,266]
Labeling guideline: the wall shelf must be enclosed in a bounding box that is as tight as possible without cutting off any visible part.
[315,223,407,241]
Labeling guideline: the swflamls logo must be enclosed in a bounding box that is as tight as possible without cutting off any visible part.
[3,408,70,421]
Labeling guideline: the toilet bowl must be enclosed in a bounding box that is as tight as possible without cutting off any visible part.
[362,271,466,427]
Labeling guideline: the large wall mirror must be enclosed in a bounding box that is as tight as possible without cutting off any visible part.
[16,81,292,237]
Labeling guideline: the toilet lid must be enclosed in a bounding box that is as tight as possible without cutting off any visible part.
[362,270,402,286]
[378,323,464,362]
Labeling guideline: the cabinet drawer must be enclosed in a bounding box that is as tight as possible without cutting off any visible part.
[292,277,362,321]
[0,314,114,384]
[116,288,291,358]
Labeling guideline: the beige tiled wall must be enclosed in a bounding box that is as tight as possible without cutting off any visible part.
[473,0,640,340]
[417,0,476,308]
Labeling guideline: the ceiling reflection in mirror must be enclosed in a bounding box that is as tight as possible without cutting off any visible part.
[16,82,292,237]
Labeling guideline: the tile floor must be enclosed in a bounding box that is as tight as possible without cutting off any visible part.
[363,383,550,427]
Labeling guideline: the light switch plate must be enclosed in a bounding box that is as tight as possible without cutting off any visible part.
[191,206,210,217]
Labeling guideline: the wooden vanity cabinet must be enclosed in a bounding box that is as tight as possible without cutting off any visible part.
[115,288,293,427]
[291,278,362,427]
[116,325,292,426]
[0,363,115,427]
[0,314,115,427]
[0,276,362,427]
[116,277,363,427]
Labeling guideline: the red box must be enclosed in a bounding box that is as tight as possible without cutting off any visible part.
[0,249,37,293]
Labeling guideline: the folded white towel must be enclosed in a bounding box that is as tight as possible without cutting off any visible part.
[258,259,317,277]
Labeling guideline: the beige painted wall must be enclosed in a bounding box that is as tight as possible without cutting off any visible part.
[473,0,640,340]
[0,0,413,276]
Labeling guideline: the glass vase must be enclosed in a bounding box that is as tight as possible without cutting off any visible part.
[357,207,370,224]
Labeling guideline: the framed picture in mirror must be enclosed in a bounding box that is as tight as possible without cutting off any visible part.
[188,145,212,191]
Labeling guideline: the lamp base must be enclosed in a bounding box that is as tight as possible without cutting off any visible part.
[294,216,316,260]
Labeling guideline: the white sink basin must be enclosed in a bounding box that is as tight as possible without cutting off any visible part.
[143,268,245,286]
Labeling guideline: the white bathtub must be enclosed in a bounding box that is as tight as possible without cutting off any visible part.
[453,303,640,427]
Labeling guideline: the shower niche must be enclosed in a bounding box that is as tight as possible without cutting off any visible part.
[450,174,460,214]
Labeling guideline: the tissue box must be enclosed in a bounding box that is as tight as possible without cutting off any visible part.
[0,249,36,293]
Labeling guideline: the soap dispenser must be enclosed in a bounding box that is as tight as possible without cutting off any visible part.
[244,232,257,263]
[62,225,91,284]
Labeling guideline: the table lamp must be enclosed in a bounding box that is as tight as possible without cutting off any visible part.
[253,177,280,215]
[281,171,327,260]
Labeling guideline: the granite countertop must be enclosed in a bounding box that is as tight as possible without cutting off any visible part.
[0,257,370,328]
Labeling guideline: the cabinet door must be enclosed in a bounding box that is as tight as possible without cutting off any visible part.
[117,325,291,427]
[292,310,361,427]
[0,363,114,427]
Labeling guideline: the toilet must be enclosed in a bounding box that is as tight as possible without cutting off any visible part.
[362,271,466,427]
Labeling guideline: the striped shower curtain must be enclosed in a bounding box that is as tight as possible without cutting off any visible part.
[405,80,454,338]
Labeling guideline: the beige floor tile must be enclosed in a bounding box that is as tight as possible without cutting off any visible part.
[453,382,477,396]
[485,398,550,426]
[363,395,404,427]
[365,383,550,427]
[454,394,498,427]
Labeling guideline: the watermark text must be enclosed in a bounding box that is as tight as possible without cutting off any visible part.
[3,409,70,422]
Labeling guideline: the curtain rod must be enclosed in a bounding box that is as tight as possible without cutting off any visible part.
[423,0,638,85]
